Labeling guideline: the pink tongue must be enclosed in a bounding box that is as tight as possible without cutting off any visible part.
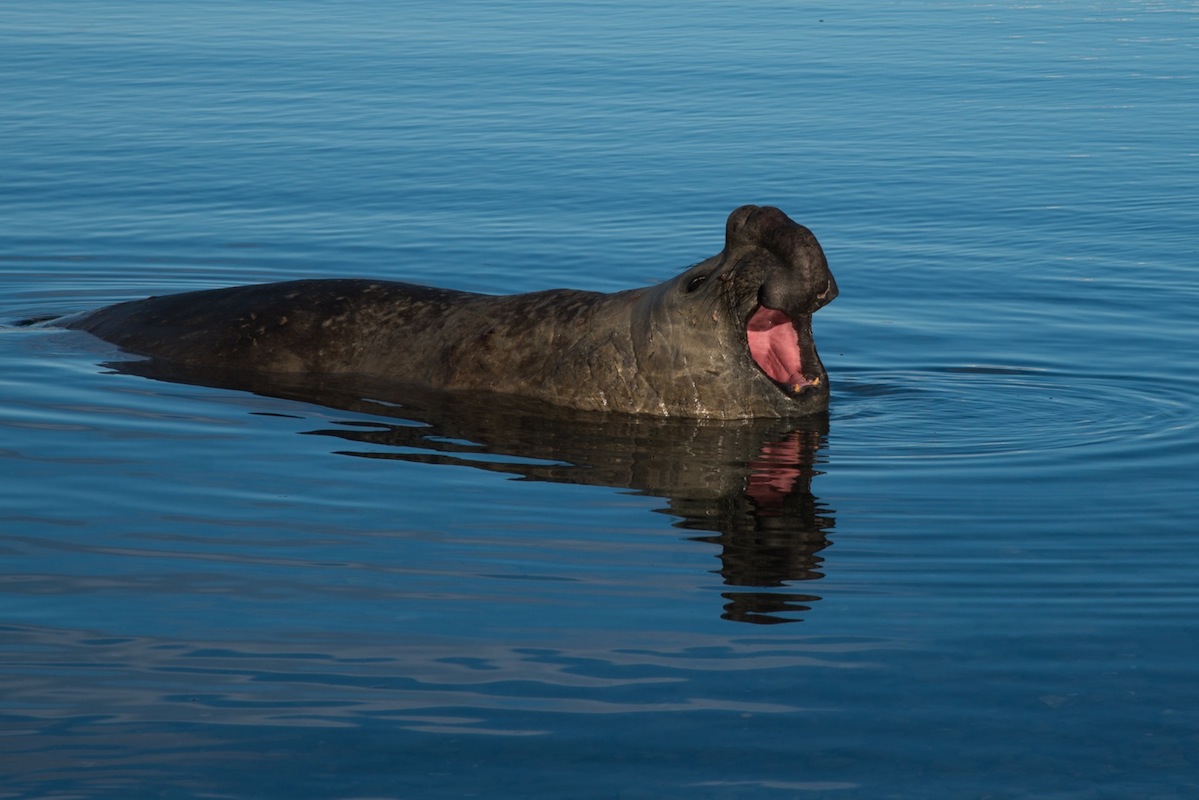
[747,306,804,386]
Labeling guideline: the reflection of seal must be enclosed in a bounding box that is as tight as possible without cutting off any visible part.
[92,354,837,623]
[67,205,838,419]
[109,364,836,623]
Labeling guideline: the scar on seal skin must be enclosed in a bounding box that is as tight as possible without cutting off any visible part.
[66,205,838,419]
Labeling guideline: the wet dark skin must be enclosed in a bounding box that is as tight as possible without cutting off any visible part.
[67,206,838,419]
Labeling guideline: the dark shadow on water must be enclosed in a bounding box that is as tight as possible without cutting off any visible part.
[108,360,837,624]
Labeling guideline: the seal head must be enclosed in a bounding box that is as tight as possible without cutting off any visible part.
[622,205,838,417]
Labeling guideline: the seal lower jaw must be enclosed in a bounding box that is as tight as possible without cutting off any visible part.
[746,305,827,400]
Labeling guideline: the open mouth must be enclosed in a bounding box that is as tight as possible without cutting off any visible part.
[746,305,822,397]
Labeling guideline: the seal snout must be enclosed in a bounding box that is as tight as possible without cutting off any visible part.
[725,205,837,316]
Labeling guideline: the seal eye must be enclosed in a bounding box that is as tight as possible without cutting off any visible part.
[685,274,707,293]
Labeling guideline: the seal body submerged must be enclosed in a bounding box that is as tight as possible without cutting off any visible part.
[67,205,838,419]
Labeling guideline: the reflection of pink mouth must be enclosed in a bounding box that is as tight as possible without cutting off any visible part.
[747,305,816,393]
[745,433,804,511]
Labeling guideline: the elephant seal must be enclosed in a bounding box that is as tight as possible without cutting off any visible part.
[66,205,838,419]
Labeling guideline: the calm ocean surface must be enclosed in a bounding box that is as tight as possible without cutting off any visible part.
[2,1,1197,798]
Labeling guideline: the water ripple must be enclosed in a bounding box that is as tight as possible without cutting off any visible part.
[831,364,1196,465]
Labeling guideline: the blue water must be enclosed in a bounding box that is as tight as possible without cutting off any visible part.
[3,1,1198,797]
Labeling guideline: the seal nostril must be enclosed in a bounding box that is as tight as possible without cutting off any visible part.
[816,278,838,304]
